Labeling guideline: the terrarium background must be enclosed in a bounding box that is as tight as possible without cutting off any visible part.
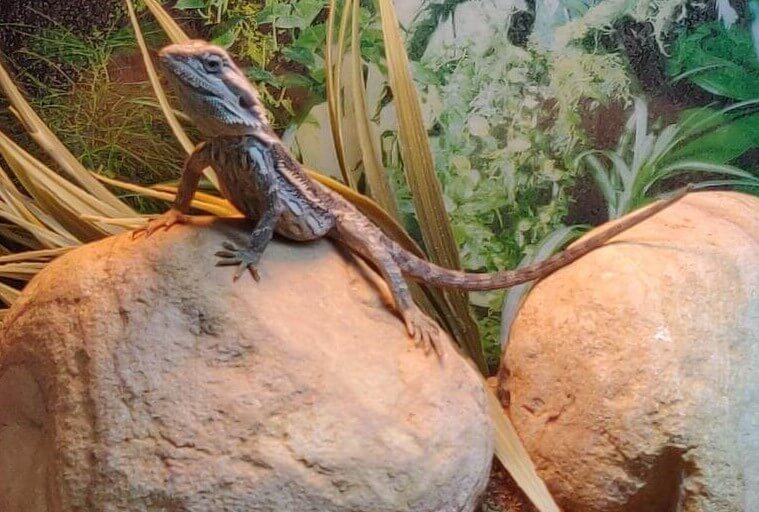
[1,0,758,372]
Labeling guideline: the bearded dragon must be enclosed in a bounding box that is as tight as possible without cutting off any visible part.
[139,40,690,354]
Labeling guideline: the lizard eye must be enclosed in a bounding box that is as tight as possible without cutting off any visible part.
[203,55,223,73]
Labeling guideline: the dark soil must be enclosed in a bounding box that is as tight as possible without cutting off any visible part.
[507,0,535,48]
[481,459,540,512]
[0,0,123,49]
[565,173,607,226]
[0,0,124,89]
[0,0,207,91]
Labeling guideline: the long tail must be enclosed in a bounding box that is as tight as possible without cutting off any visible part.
[391,185,692,291]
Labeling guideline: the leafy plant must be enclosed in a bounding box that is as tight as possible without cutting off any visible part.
[411,36,629,356]
[4,16,162,87]
[33,79,186,202]
[668,21,759,101]
[577,98,759,218]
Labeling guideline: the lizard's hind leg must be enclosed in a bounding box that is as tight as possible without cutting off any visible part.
[334,220,442,356]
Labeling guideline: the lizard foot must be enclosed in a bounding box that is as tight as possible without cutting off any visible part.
[132,208,189,239]
[402,306,443,358]
[215,241,262,281]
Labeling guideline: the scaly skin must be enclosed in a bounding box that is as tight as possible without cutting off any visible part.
[137,40,691,356]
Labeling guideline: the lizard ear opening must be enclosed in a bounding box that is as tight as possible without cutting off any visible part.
[239,95,254,110]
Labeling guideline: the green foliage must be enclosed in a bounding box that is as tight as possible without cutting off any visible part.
[667,22,759,100]
[174,0,230,24]
[413,37,630,354]
[577,98,759,218]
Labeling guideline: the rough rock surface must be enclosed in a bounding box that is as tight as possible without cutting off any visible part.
[0,218,492,511]
[499,191,759,512]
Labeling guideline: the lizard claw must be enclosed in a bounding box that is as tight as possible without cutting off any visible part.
[215,241,262,282]
[402,306,443,358]
[133,208,189,239]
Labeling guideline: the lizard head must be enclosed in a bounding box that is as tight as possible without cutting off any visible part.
[159,40,269,137]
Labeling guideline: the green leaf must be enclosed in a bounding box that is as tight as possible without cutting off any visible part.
[173,0,207,10]
[282,45,315,66]
[246,67,282,87]
[292,25,326,53]
[278,73,314,88]
[294,0,325,28]
[256,3,291,24]
[657,160,759,181]
[668,22,759,100]
[667,112,759,165]
[210,17,241,48]
[275,15,304,29]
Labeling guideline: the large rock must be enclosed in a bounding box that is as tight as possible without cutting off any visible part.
[499,191,759,512]
[0,218,492,511]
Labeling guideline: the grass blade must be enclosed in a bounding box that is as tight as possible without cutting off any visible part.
[143,0,191,44]
[0,282,21,306]
[658,160,759,180]
[376,0,483,372]
[151,184,232,209]
[0,262,45,280]
[349,0,401,220]
[93,174,237,217]
[0,247,72,263]
[0,130,124,240]
[126,0,192,154]
[0,164,44,227]
[325,0,351,186]
[0,210,77,248]
[486,387,561,512]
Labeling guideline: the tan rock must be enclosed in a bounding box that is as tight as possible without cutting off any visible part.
[0,218,492,511]
[499,191,759,512]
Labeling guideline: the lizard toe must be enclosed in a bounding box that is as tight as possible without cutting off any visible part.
[216,241,263,282]
[221,241,239,251]
[401,307,443,359]
[133,209,189,239]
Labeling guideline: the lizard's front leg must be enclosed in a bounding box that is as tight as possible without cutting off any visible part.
[215,144,284,281]
[135,143,211,237]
